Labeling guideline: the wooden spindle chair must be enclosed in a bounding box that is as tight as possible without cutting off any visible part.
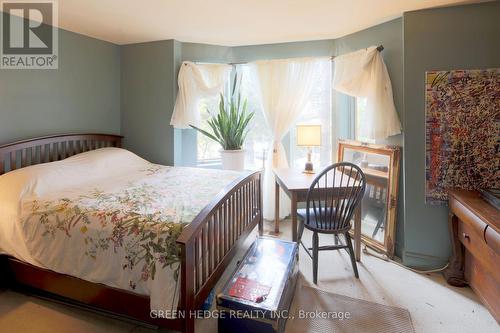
[297,162,366,283]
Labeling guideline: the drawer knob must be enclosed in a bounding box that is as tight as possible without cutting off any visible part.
[462,233,470,242]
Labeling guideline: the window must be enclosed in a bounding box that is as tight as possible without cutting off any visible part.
[196,73,231,167]
[196,66,272,169]
[195,60,336,170]
[290,60,333,169]
[236,65,273,170]
[196,95,223,167]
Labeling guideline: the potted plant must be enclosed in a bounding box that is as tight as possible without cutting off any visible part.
[190,78,254,171]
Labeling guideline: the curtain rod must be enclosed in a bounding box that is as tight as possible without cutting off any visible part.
[183,45,384,66]
[223,44,384,66]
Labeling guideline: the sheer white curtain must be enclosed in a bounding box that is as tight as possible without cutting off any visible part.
[249,58,329,220]
[170,62,232,129]
[333,46,401,140]
[235,65,273,171]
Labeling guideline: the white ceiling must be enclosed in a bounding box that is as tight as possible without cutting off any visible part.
[5,0,487,46]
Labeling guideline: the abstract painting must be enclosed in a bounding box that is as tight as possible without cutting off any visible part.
[425,68,499,204]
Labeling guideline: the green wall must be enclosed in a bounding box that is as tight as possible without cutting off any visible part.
[231,40,335,61]
[0,13,120,144]
[333,18,406,258]
[402,1,500,268]
[120,40,177,165]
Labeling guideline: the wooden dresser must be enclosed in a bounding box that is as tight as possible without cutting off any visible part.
[444,189,500,322]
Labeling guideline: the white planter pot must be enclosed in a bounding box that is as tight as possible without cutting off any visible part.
[220,149,245,171]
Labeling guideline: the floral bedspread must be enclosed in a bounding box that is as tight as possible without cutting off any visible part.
[19,162,241,310]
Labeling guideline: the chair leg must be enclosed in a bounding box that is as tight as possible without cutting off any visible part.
[312,232,319,284]
[345,232,359,278]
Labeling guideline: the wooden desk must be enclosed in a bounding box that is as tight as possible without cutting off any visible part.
[444,189,500,322]
[273,168,362,261]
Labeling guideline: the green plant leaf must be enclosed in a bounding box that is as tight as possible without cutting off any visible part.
[189,125,224,147]
[189,72,253,151]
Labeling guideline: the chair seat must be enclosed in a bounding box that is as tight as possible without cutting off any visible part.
[297,207,350,232]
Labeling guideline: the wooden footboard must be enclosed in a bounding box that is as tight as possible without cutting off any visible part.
[177,170,263,333]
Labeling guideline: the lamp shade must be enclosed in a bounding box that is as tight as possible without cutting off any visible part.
[296,124,321,147]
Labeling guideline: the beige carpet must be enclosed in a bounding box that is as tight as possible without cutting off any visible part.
[285,283,415,333]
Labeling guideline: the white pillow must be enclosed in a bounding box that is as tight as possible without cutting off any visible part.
[0,147,148,204]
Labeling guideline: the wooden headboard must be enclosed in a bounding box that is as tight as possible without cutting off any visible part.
[0,133,123,175]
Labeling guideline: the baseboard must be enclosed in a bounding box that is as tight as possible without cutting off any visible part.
[402,250,449,270]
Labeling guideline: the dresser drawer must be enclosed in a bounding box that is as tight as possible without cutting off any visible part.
[450,199,487,235]
[448,190,500,324]
[464,251,500,323]
[459,220,500,282]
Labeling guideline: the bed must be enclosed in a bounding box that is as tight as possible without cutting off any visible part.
[0,133,263,333]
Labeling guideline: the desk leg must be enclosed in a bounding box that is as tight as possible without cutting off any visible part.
[274,181,280,234]
[291,192,297,242]
[354,205,361,262]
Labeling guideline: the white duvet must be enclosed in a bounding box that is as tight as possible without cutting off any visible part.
[0,148,241,311]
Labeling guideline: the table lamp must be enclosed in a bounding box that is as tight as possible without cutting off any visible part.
[296,124,321,174]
